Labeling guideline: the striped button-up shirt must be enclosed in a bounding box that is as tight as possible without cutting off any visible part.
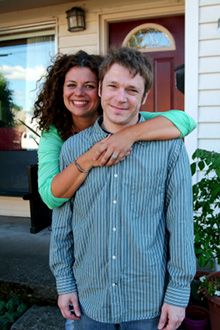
[50,116,196,323]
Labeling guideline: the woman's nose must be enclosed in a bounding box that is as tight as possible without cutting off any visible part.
[74,85,85,96]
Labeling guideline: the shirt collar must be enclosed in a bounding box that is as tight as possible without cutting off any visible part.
[93,114,145,136]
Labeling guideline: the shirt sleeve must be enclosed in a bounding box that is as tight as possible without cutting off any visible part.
[49,141,77,295]
[38,126,69,210]
[140,110,197,138]
[49,199,77,294]
[163,140,196,307]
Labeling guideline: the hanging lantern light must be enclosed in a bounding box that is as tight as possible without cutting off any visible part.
[66,7,86,32]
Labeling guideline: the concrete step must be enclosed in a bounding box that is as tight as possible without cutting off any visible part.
[11,305,65,330]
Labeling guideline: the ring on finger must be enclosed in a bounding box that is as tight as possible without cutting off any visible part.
[111,154,118,160]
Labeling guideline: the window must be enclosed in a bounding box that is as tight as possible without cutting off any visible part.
[122,23,176,52]
[0,23,56,196]
[0,34,55,150]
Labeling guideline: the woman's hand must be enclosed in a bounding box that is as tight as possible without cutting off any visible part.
[92,131,134,167]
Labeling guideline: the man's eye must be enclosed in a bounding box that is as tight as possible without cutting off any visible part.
[129,89,138,94]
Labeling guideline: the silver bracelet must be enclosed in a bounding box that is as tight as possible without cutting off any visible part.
[74,159,90,173]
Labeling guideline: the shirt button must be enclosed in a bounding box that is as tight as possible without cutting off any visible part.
[112,283,117,287]
[112,255,116,260]
[113,200,117,204]
[113,227,116,231]
[114,174,118,178]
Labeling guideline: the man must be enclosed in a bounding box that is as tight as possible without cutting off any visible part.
[50,47,196,330]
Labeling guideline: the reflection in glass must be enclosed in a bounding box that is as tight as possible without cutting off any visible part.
[128,28,172,49]
[0,36,55,150]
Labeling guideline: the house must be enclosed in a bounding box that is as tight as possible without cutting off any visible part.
[0,0,219,219]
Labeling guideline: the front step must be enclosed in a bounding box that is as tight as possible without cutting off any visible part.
[11,305,65,330]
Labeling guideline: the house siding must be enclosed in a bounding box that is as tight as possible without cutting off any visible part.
[198,0,220,151]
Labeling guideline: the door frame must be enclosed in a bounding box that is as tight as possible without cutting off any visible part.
[97,2,185,55]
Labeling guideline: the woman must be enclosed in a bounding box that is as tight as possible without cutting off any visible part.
[33,50,196,210]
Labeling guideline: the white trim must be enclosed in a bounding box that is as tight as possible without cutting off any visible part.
[0,197,30,217]
[185,0,199,180]
[98,3,185,55]
[122,23,176,52]
[0,20,57,41]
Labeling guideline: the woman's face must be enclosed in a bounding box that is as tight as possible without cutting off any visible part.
[63,66,100,121]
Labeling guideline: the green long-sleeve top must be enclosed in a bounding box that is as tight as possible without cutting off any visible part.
[38,110,197,209]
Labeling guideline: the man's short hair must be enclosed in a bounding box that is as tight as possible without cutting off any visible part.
[99,47,153,95]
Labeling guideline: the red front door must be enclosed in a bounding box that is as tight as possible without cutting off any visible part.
[109,15,184,112]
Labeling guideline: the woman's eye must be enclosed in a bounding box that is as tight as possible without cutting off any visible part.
[67,84,76,88]
[85,84,95,89]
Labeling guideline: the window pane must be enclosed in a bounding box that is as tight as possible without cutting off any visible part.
[0,36,55,150]
[127,28,172,50]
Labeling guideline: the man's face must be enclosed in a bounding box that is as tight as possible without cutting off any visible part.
[99,63,147,132]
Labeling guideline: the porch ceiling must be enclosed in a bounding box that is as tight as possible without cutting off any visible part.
[0,0,76,14]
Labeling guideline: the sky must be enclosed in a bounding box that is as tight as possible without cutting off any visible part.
[0,38,55,113]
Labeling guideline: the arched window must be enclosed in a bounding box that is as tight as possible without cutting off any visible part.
[122,23,176,52]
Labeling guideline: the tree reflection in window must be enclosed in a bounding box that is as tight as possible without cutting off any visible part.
[123,24,176,52]
[0,36,55,150]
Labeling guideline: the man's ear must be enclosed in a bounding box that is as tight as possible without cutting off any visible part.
[98,81,102,97]
[142,92,148,105]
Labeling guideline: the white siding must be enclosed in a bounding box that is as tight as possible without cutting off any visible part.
[200,4,220,23]
[200,0,220,4]
[199,57,220,73]
[198,123,220,138]
[198,139,220,151]
[199,107,220,122]
[199,39,220,56]
[198,0,220,152]
[200,22,220,40]
[199,73,220,89]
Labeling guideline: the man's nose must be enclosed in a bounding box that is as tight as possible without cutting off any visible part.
[115,89,127,102]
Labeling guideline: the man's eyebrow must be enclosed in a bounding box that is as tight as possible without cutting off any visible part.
[105,80,141,92]
[65,79,97,83]
[106,80,118,84]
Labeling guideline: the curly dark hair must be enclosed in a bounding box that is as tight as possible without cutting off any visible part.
[32,51,103,141]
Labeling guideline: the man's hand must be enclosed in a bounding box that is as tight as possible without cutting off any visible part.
[158,303,185,330]
[58,291,81,320]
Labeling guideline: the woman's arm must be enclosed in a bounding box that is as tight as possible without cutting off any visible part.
[38,128,127,208]
[38,126,69,209]
[94,110,197,166]
[39,111,196,207]
[50,135,119,200]
[140,109,197,139]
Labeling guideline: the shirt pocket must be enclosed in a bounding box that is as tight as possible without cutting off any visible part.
[126,174,165,216]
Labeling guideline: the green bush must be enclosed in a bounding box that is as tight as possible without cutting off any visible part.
[191,148,220,269]
[0,297,28,330]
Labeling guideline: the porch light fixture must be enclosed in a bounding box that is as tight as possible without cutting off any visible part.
[66,7,86,32]
[218,18,220,33]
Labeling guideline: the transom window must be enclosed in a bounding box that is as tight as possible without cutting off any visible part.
[122,23,176,52]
